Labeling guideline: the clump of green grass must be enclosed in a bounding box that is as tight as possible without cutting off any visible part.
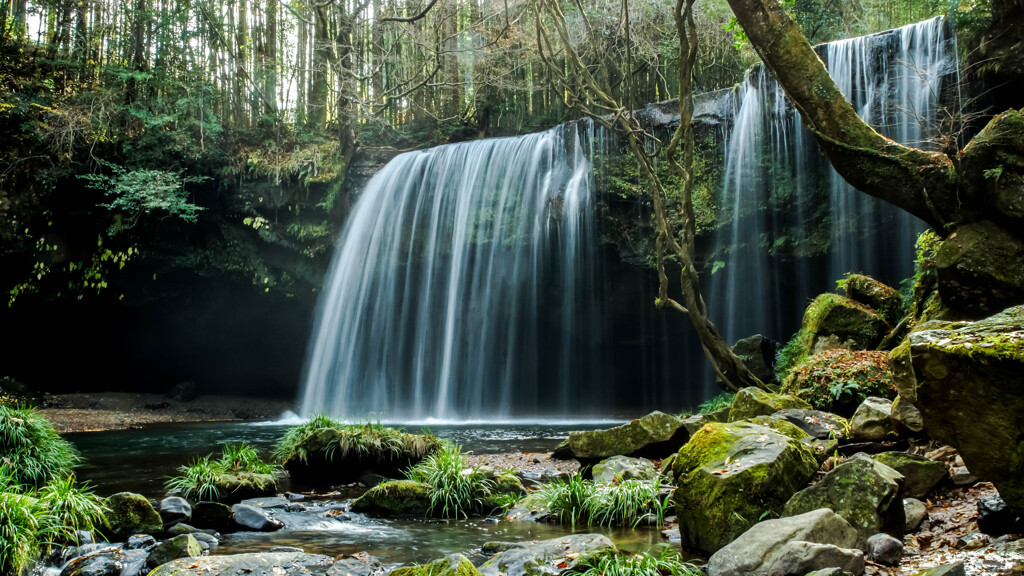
[530,474,670,528]
[273,415,439,465]
[0,405,79,489]
[166,442,279,501]
[697,391,735,414]
[531,474,597,525]
[37,474,108,542]
[405,442,494,519]
[568,548,701,576]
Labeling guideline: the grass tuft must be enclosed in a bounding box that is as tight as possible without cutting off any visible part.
[273,415,439,465]
[404,442,494,519]
[165,442,279,501]
[0,405,79,490]
[568,548,701,576]
[530,474,669,527]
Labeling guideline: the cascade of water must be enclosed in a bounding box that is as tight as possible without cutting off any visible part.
[713,16,953,344]
[300,122,617,420]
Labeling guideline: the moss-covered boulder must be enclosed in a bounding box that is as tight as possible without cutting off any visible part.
[781,349,895,417]
[783,454,905,547]
[777,294,891,378]
[728,387,811,422]
[148,552,335,576]
[871,452,948,499]
[671,422,819,555]
[935,221,1024,315]
[479,534,615,576]
[349,480,432,516]
[392,554,483,576]
[104,492,163,537]
[210,473,278,504]
[146,534,203,568]
[566,411,689,461]
[896,305,1024,512]
[771,409,851,440]
[843,274,904,326]
[191,501,234,532]
[591,456,657,484]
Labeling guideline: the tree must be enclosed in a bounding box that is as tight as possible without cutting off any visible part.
[535,0,768,392]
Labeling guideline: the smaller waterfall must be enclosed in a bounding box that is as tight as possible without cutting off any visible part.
[713,16,955,344]
[300,122,610,420]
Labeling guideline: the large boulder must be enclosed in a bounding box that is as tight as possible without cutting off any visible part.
[771,409,850,440]
[191,501,234,532]
[146,535,203,568]
[783,454,905,546]
[842,275,904,326]
[591,456,657,484]
[871,452,948,499]
[566,411,689,461]
[728,387,811,422]
[104,492,163,537]
[280,425,441,485]
[349,480,432,516]
[849,397,895,441]
[672,422,819,555]
[707,508,863,576]
[935,221,1024,315]
[781,350,894,417]
[148,552,335,576]
[479,534,616,576]
[159,497,192,527]
[894,305,1024,512]
[231,503,283,531]
[779,294,891,377]
[392,555,482,576]
[728,334,780,386]
[211,472,278,504]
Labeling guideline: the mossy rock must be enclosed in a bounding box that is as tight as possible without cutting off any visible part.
[391,554,482,576]
[591,456,657,484]
[871,452,948,499]
[280,425,440,485]
[148,552,335,576]
[728,387,811,422]
[567,411,689,461]
[191,501,234,532]
[479,534,615,576]
[771,409,850,440]
[935,221,1024,315]
[842,275,904,326]
[104,492,163,537]
[350,480,432,516]
[212,473,278,504]
[671,421,819,555]
[781,349,895,417]
[783,453,905,547]
[903,305,1024,512]
[747,416,811,440]
[147,534,203,568]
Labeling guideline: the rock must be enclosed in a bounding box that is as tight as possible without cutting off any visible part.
[849,397,894,442]
[566,411,690,461]
[727,387,811,422]
[284,492,306,502]
[783,453,905,547]
[672,421,819,555]
[146,534,203,568]
[781,350,894,416]
[159,497,192,526]
[890,395,926,433]
[904,498,928,531]
[349,480,432,516]
[191,532,218,549]
[242,496,290,509]
[591,456,657,484]
[706,508,863,576]
[866,533,903,566]
[871,452,948,498]
[978,494,1024,536]
[842,275,904,325]
[211,473,278,503]
[728,334,780,385]
[60,555,122,576]
[326,553,383,576]
[805,570,857,576]
[903,306,1024,511]
[909,564,966,576]
[659,454,677,482]
[550,440,573,460]
[935,221,1024,315]
[772,409,850,440]
[949,466,978,486]
[280,426,440,485]
[148,552,335,576]
[191,501,234,532]
[392,554,482,576]
[127,534,157,550]
[785,294,891,372]
[955,530,989,549]
[479,534,615,576]
[167,381,200,402]
[231,503,284,531]
[104,492,163,537]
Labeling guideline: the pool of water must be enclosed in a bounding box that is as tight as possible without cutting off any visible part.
[63,421,680,566]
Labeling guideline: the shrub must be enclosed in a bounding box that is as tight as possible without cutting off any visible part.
[37,474,108,543]
[568,548,700,576]
[0,489,49,575]
[404,442,493,519]
[698,391,735,414]
[530,474,668,528]
[781,349,894,415]
[165,442,279,501]
[0,405,79,489]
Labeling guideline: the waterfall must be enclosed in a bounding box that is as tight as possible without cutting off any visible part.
[300,121,624,420]
[713,16,954,344]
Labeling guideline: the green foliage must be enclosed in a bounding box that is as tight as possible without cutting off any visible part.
[404,442,494,519]
[0,488,49,576]
[698,391,735,414]
[165,442,279,501]
[781,349,894,414]
[79,160,208,235]
[530,474,669,527]
[273,416,438,464]
[36,475,108,543]
[568,548,700,576]
[0,405,79,490]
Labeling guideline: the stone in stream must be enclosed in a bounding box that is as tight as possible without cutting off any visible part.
[159,496,192,527]
[146,534,203,568]
[190,501,234,532]
[590,456,657,484]
[104,492,163,537]
[391,554,482,576]
[479,534,616,576]
[148,552,335,576]
[706,509,864,576]
[126,534,157,550]
[59,555,122,576]
[566,411,690,461]
[349,480,432,516]
[326,552,383,576]
[231,503,284,532]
